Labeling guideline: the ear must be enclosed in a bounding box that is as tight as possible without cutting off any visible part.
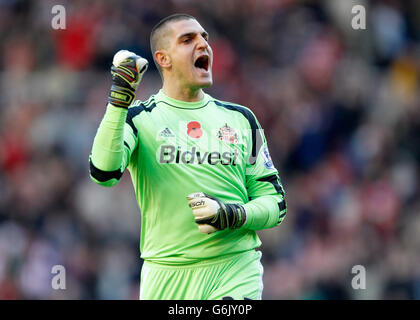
[155,50,171,69]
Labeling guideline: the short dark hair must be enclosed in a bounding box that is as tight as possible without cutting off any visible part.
[150,13,196,74]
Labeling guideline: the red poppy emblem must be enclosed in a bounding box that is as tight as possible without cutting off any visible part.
[187,121,203,138]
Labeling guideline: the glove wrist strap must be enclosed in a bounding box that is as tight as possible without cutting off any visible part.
[224,203,247,229]
[108,85,135,108]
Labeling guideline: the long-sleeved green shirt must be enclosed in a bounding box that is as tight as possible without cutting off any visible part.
[90,89,286,264]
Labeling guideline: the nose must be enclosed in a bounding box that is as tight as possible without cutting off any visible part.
[196,35,209,50]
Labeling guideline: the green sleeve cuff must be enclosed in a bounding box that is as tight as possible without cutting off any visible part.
[242,195,283,230]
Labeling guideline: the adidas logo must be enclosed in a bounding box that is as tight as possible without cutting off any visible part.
[159,127,175,138]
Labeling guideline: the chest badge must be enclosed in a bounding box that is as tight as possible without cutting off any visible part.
[217,123,239,144]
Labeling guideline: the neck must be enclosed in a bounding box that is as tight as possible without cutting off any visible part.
[162,81,204,102]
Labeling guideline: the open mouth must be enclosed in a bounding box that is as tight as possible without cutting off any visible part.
[194,55,209,72]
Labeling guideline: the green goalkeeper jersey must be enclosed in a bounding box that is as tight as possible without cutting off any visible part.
[90,89,286,265]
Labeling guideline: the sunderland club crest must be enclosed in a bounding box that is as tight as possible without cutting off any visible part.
[217,123,239,144]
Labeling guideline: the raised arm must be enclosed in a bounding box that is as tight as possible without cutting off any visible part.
[89,50,148,187]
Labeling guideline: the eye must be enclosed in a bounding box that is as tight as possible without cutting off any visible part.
[183,38,191,43]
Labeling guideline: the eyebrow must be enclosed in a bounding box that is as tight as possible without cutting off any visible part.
[178,31,209,40]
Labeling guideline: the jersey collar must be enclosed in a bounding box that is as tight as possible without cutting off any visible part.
[155,89,210,110]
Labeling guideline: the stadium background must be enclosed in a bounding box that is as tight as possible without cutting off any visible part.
[0,0,419,299]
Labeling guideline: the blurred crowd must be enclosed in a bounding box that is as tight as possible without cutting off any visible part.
[0,0,419,299]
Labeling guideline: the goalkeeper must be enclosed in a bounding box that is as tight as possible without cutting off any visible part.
[89,13,287,300]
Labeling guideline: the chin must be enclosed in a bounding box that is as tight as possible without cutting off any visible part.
[190,66,213,89]
[200,79,213,88]
[190,81,213,90]
[195,76,213,88]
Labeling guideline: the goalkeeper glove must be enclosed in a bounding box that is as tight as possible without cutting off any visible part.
[187,192,247,234]
[108,50,148,108]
